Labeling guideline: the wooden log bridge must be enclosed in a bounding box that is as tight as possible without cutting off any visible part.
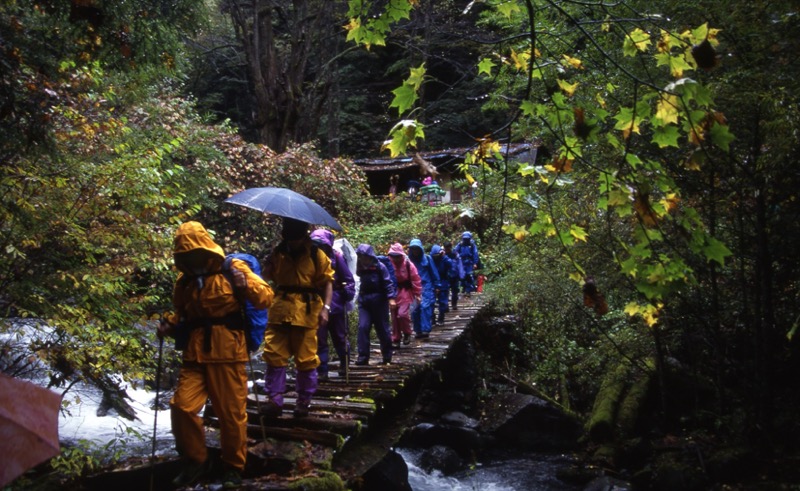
[205,294,485,489]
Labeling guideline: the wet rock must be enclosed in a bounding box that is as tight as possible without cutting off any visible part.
[583,475,634,491]
[420,445,464,475]
[417,387,474,416]
[440,411,480,429]
[480,392,582,452]
[361,449,412,491]
[402,422,487,457]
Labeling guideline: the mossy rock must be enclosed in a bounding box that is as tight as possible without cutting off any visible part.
[288,470,346,491]
[585,363,630,442]
[651,452,709,491]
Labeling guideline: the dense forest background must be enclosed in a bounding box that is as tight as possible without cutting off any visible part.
[2,0,800,487]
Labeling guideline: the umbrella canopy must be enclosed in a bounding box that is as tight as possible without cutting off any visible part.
[224,187,342,231]
[0,373,61,486]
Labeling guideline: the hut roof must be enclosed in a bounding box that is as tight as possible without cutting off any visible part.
[353,143,538,172]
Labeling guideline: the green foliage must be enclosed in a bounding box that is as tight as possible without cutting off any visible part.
[50,441,104,480]
[345,0,414,49]
[194,139,370,257]
[373,1,735,329]
[346,200,465,254]
[0,1,221,444]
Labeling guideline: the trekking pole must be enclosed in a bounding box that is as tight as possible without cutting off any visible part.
[248,356,269,443]
[149,335,164,491]
[342,310,350,385]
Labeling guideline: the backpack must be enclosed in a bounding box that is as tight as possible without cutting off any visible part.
[456,242,478,265]
[224,253,268,353]
[173,253,268,353]
[376,255,398,292]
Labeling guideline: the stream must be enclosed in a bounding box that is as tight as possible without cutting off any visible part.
[57,381,581,490]
[398,447,581,491]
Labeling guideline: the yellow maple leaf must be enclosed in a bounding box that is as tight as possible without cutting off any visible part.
[660,193,680,213]
[655,95,679,125]
[624,302,641,317]
[558,79,579,97]
[510,48,530,71]
[561,54,583,69]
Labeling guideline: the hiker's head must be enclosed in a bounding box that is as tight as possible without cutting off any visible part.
[174,249,219,275]
[172,221,225,274]
[408,238,424,259]
[282,217,309,243]
[431,244,444,257]
[443,241,453,253]
[356,243,377,269]
[461,231,472,245]
[387,243,405,264]
[310,229,334,255]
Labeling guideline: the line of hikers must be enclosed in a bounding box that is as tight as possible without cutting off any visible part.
[156,219,480,488]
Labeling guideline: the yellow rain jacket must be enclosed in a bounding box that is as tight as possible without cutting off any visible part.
[266,240,334,328]
[166,222,273,362]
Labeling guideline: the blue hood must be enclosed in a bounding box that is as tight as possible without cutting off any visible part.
[430,244,443,255]
[461,231,473,240]
[409,238,424,252]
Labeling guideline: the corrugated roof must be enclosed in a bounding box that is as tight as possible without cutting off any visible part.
[353,143,537,172]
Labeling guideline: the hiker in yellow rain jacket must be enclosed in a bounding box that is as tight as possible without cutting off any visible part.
[157,221,273,489]
[260,217,334,418]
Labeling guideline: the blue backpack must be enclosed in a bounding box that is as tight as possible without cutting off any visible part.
[225,253,268,353]
[173,253,268,353]
[376,255,398,292]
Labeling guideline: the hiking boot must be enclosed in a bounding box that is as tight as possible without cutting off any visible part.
[318,372,329,382]
[337,367,348,377]
[402,333,411,345]
[259,399,283,418]
[377,359,391,365]
[293,399,311,418]
[392,341,401,349]
[419,333,430,339]
[355,359,368,366]
[172,459,208,488]
[221,468,242,489]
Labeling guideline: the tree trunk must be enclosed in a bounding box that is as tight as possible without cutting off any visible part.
[226,0,341,151]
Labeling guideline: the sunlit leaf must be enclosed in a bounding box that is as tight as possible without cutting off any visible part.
[570,224,588,242]
[510,49,530,71]
[561,54,583,70]
[495,1,522,18]
[478,58,496,76]
[654,95,680,126]
[623,28,652,56]
[557,79,579,97]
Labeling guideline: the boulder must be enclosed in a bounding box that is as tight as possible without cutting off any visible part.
[361,449,412,491]
[440,411,480,429]
[420,445,464,475]
[480,392,582,452]
[402,422,486,457]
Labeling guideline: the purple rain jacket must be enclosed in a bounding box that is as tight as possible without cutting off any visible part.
[311,229,356,315]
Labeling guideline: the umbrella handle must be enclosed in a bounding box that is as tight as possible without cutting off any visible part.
[149,336,164,491]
